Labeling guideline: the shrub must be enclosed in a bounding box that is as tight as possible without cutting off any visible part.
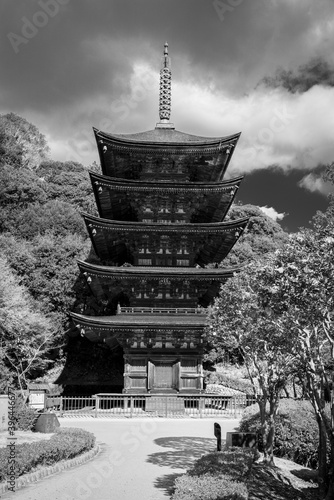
[14,397,39,431]
[189,448,256,480]
[205,371,254,396]
[172,474,248,500]
[239,399,329,469]
[172,448,254,500]
[0,427,95,482]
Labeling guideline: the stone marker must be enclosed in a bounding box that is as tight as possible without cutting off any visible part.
[226,432,257,448]
[34,413,60,433]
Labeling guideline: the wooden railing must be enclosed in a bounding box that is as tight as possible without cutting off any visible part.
[45,394,256,419]
[117,306,205,315]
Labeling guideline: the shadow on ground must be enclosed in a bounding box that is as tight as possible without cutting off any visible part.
[154,473,184,497]
[147,436,217,496]
[248,464,319,500]
[148,437,319,499]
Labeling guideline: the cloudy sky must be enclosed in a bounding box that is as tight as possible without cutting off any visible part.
[1,0,334,231]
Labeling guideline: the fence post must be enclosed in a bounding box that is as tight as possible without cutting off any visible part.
[234,397,237,418]
[165,396,168,418]
[130,396,133,418]
[95,395,99,418]
[199,397,203,419]
[59,396,63,417]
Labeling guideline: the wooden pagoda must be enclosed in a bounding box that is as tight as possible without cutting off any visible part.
[70,43,247,394]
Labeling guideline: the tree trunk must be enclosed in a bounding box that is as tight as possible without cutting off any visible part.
[258,397,275,465]
[263,398,278,466]
[324,436,334,500]
[316,413,328,498]
[263,422,275,465]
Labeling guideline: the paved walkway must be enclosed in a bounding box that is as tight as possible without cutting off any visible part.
[3,417,239,500]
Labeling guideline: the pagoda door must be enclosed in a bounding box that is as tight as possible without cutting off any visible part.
[154,361,173,389]
[150,360,179,391]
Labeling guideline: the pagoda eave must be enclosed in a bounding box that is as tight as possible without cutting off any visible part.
[90,171,243,223]
[94,127,241,150]
[83,212,248,233]
[83,213,247,266]
[78,260,239,280]
[94,128,241,181]
[89,171,244,190]
[70,311,206,350]
[78,261,234,308]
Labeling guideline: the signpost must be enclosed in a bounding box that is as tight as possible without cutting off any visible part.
[214,422,221,451]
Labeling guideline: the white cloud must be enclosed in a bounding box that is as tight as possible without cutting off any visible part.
[42,75,334,175]
[258,206,286,222]
[298,173,334,196]
[172,83,334,176]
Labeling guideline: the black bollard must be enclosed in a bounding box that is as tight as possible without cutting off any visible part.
[214,422,221,451]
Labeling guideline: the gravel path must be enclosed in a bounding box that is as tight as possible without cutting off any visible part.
[2,417,239,500]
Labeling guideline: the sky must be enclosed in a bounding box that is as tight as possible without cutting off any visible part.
[1,0,334,232]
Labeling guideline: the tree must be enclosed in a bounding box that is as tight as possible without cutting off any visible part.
[259,227,334,498]
[0,257,55,397]
[0,232,90,325]
[222,204,289,266]
[0,113,49,169]
[206,261,297,465]
[36,160,97,214]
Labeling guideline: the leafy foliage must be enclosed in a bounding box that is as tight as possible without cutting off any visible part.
[0,233,90,320]
[0,256,55,393]
[36,160,97,213]
[0,112,49,169]
[205,371,254,395]
[223,204,289,266]
[0,114,99,389]
[13,397,39,431]
[240,400,330,469]
[205,260,298,463]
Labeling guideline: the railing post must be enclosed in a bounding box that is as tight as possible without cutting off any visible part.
[234,397,237,418]
[59,396,63,417]
[130,396,133,418]
[199,397,203,419]
[95,395,99,418]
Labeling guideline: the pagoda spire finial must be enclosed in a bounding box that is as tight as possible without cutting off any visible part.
[156,42,174,128]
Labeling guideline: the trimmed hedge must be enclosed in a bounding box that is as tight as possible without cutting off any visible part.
[239,399,329,469]
[171,474,248,500]
[0,427,95,482]
[172,448,255,500]
[189,448,256,480]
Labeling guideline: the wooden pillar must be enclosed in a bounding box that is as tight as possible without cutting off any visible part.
[198,357,204,391]
[177,360,181,391]
[123,355,131,393]
[147,360,154,391]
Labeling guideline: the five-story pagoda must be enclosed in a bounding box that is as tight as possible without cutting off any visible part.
[70,43,248,394]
